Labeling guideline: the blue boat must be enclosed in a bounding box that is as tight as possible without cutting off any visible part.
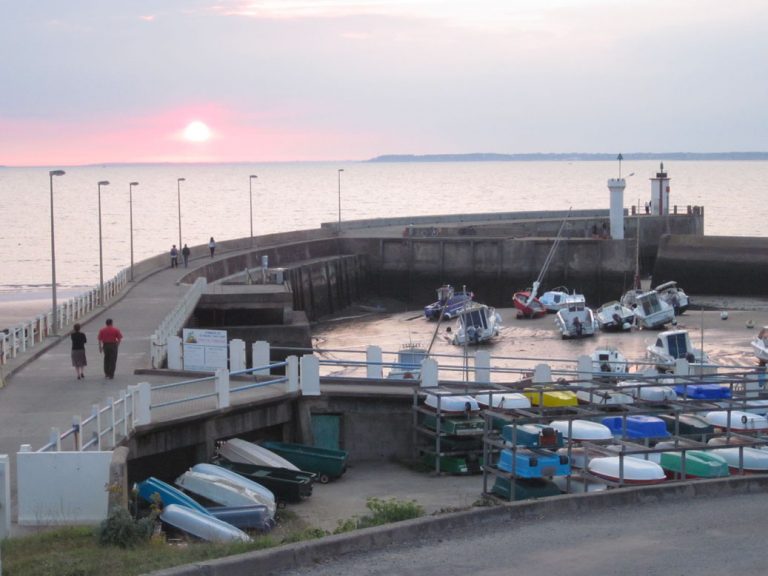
[424,284,473,320]
[502,424,564,449]
[674,383,732,400]
[136,477,208,514]
[602,415,670,439]
[497,448,570,478]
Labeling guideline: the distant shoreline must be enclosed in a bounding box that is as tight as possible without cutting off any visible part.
[367,152,768,163]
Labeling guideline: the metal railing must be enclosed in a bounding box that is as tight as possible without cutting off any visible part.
[150,277,207,368]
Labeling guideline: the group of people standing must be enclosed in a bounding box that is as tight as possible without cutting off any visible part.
[70,318,123,380]
[170,237,216,268]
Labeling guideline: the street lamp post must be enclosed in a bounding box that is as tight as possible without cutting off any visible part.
[177,178,185,250]
[97,181,110,305]
[249,174,257,241]
[49,169,65,335]
[129,182,139,282]
[337,168,344,230]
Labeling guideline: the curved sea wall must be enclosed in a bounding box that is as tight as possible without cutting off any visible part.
[653,235,768,296]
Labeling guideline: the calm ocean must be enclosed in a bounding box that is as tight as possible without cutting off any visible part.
[0,159,765,301]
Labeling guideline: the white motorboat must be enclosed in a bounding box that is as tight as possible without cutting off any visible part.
[549,419,613,442]
[623,290,675,329]
[160,504,251,543]
[591,347,629,376]
[615,379,677,402]
[750,326,768,364]
[190,463,277,516]
[176,471,277,514]
[387,342,427,380]
[704,410,768,432]
[587,456,666,484]
[554,302,597,339]
[424,391,480,413]
[646,329,710,372]
[451,302,501,345]
[595,300,635,332]
[654,281,690,315]
[474,391,531,410]
[217,438,300,471]
[539,287,584,313]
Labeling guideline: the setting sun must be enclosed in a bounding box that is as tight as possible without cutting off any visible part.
[183,120,211,142]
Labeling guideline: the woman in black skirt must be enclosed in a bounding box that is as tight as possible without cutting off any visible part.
[71,323,87,379]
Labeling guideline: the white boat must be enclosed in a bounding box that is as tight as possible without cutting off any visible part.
[572,384,634,406]
[176,471,276,514]
[539,287,583,313]
[160,504,251,543]
[549,419,613,442]
[424,391,480,413]
[387,342,427,380]
[616,379,677,402]
[654,281,690,315]
[217,438,300,471]
[750,326,768,364]
[624,290,675,329]
[591,347,629,376]
[704,410,768,432]
[595,300,635,332]
[709,447,768,473]
[554,302,597,339]
[474,391,531,410]
[646,329,710,372]
[190,463,276,516]
[587,456,667,484]
[451,302,501,345]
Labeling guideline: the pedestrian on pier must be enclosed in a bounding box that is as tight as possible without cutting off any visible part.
[70,323,87,380]
[182,244,191,267]
[170,245,179,268]
[98,318,123,380]
[208,237,216,258]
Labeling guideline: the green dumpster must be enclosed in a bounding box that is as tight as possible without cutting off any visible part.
[261,441,348,483]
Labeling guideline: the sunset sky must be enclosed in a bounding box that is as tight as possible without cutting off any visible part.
[1,0,766,166]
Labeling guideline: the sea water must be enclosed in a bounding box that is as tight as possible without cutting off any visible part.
[0,159,765,304]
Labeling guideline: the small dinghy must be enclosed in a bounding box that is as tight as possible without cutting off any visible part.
[595,301,635,332]
[658,413,714,439]
[475,391,531,410]
[587,456,667,485]
[602,415,670,440]
[217,438,300,471]
[572,383,634,406]
[616,379,677,402]
[658,450,730,479]
[502,423,564,449]
[523,387,578,407]
[497,448,571,478]
[160,504,251,543]
[675,383,731,400]
[190,463,276,515]
[424,391,480,413]
[750,326,768,364]
[549,419,613,442]
[708,447,768,473]
[704,410,768,432]
[512,290,546,318]
[176,471,276,515]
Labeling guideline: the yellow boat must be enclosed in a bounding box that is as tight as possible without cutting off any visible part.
[523,388,578,407]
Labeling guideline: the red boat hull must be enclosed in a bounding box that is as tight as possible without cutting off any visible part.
[513,292,546,318]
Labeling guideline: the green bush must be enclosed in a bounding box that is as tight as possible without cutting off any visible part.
[97,507,155,549]
[333,497,424,533]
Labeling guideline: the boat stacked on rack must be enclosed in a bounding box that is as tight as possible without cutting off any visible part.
[615,378,678,402]
[595,300,635,332]
[554,299,597,339]
[654,281,690,315]
[646,329,711,372]
[424,284,473,320]
[451,302,502,345]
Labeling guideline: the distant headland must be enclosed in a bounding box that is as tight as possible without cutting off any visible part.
[366,152,768,163]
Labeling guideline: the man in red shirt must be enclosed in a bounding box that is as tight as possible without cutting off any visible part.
[98,318,123,379]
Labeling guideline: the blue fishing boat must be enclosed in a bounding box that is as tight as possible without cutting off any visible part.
[424,284,473,320]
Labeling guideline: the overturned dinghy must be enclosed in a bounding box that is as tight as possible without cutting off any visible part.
[160,504,251,543]
[587,456,667,485]
[191,463,277,515]
[704,411,768,432]
[176,470,277,517]
[218,438,300,471]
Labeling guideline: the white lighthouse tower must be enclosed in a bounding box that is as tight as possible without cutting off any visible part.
[650,162,671,215]
[607,177,626,240]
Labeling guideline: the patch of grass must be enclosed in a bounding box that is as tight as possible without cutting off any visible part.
[333,497,424,534]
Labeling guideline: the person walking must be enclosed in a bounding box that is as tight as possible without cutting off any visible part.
[208,237,216,258]
[98,318,123,380]
[182,244,191,267]
[170,245,179,268]
[70,323,87,380]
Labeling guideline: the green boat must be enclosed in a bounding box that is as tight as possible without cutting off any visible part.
[491,476,561,501]
[422,453,481,475]
[261,441,348,483]
[659,450,730,479]
[421,413,485,436]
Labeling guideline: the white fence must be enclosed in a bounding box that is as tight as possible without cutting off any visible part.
[150,277,207,369]
[0,269,128,366]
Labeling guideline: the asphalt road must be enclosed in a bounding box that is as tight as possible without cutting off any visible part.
[279,491,767,576]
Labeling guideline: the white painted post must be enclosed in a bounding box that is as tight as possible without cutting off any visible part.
[167,335,183,370]
[229,339,246,372]
[367,345,383,379]
[286,355,299,392]
[474,350,491,384]
[577,355,593,383]
[420,358,438,388]
[0,455,9,540]
[94,404,102,450]
[252,341,270,375]
[135,382,152,425]
[300,355,321,396]
[49,427,61,452]
[107,397,116,449]
[216,368,230,408]
[533,363,552,384]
